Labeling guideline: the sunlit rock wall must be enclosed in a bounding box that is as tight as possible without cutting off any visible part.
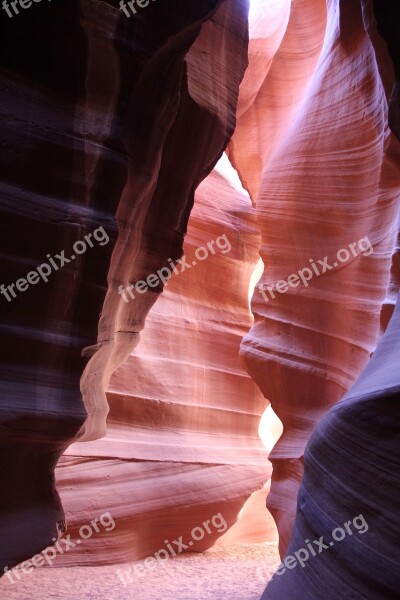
[230,0,400,557]
[55,158,281,564]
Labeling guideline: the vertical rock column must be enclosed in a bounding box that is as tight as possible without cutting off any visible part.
[233,0,400,555]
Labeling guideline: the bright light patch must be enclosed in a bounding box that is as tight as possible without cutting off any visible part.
[248,257,264,311]
[248,0,265,17]
[248,0,290,38]
[259,405,283,454]
[214,152,247,194]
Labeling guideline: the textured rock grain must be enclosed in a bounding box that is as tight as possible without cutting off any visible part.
[0,0,252,570]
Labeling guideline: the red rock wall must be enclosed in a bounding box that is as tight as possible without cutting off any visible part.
[2,0,399,591]
[233,0,400,557]
[55,160,280,564]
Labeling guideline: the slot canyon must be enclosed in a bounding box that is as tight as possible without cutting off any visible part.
[0,0,399,599]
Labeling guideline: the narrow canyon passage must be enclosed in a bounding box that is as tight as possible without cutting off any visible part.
[0,0,399,599]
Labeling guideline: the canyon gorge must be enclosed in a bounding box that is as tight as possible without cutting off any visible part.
[0,0,399,598]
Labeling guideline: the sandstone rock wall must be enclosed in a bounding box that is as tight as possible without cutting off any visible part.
[231,0,400,555]
[0,0,252,570]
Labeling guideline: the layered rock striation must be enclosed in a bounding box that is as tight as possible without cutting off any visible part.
[55,159,277,564]
[231,0,400,558]
[0,0,253,571]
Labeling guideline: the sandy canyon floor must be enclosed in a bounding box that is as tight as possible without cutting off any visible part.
[0,544,279,600]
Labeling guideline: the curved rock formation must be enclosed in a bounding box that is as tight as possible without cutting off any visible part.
[232,0,400,557]
[257,2,400,597]
[262,286,400,599]
[0,0,252,571]
[55,158,278,564]
[1,0,399,596]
